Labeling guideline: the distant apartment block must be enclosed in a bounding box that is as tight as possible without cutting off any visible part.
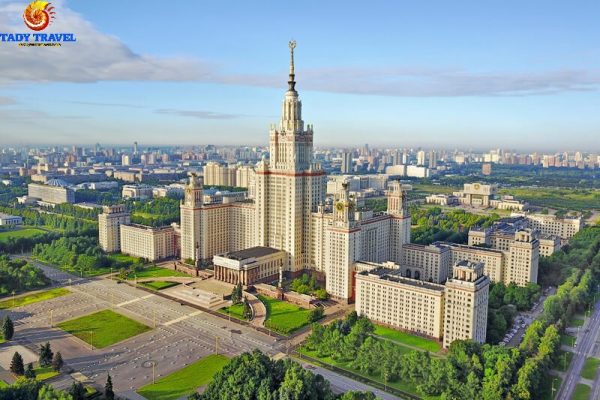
[28,181,75,204]
[520,213,583,239]
[0,213,23,226]
[122,184,153,200]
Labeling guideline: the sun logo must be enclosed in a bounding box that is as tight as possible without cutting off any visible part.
[23,1,55,31]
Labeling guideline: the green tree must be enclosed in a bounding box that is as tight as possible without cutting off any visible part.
[338,391,376,400]
[38,385,73,400]
[68,382,86,400]
[313,288,328,300]
[231,283,243,305]
[309,306,324,323]
[52,351,64,372]
[242,296,252,320]
[24,362,36,379]
[39,342,53,367]
[10,351,24,375]
[2,315,14,341]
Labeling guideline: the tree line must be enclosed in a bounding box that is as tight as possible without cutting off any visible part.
[486,282,541,344]
[0,255,49,296]
[129,196,181,227]
[410,206,500,245]
[32,236,142,274]
[0,206,98,234]
[191,349,376,400]
[301,225,600,399]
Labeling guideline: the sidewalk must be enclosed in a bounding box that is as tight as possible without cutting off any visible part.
[244,292,266,328]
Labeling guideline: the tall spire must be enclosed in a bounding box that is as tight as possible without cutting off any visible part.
[288,40,297,92]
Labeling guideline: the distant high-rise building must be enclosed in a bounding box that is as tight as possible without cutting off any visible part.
[121,154,131,166]
[133,141,139,155]
[428,150,437,169]
[341,152,353,173]
[482,163,492,175]
[417,150,426,166]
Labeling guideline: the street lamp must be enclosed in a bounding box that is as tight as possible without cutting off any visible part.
[11,290,15,307]
[551,377,558,398]
[142,360,157,385]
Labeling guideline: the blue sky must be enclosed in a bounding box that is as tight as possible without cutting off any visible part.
[1,0,599,150]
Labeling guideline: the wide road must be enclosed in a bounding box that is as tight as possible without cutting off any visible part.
[4,259,401,399]
[556,298,600,399]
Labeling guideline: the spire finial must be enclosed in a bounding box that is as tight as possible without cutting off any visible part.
[288,40,297,92]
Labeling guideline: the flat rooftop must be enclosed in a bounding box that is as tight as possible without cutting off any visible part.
[222,246,282,261]
[358,267,445,291]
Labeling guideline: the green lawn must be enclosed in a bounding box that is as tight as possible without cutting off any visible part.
[0,380,8,388]
[55,263,112,277]
[0,227,46,242]
[137,354,229,400]
[57,309,151,349]
[218,303,247,321]
[133,211,161,220]
[140,281,180,291]
[298,347,438,400]
[258,295,312,335]
[572,383,591,400]
[539,376,562,400]
[373,325,442,353]
[561,333,577,347]
[581,357,600,380]
[570,317,585,328]
[128,266,190,279]
[554,350,574,372]
[0,287,70,310]
[34,366,59,381]
[108,253,141,264]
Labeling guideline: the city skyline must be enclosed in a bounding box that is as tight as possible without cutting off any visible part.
[1,0,600,150]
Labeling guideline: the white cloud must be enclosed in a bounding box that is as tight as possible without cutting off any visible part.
[1,1,599,97]
[0,1,212,84]
[155,109,242,119]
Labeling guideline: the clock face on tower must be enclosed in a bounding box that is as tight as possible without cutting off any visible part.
[336,202,344,211]
[474,183,481,190]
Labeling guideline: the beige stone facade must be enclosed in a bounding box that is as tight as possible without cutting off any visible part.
[355,260,490,348]
[213,246,285,286]
[120,224,176,261]
[177,46,411,301]
[523,213,582,239]
[98,205,130,252]
[28,183,74,204]
[355,268,445,340]
[443,261,489,348]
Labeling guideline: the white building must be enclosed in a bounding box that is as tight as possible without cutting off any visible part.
[0,213,23,226]
[122,184,153,200]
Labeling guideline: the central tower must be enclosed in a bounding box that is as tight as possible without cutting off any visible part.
[255,41,326,275]
[268,40,313,171]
